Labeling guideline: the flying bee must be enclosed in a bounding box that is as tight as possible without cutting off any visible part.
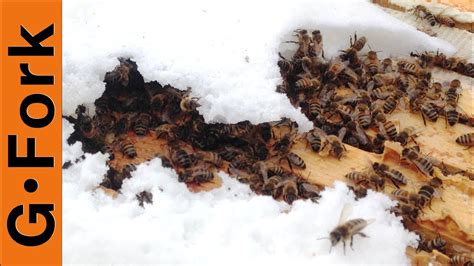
[356,103,371,129]
[395,126,419,146]
[391,203,420,223]
[417,234,447,253]
[119,137,137,158]
[295,77,321,91]
[262,175,282,197]
[284,152,306,170]
[180,95,201,112]
[363,50,380,75]
[455,133,473,148]
[435,14,456,27]
[134,113,152,136]
[275,179,299,204]
[374,112,398,140]
[318,204,374,255]
[391,189,419,205]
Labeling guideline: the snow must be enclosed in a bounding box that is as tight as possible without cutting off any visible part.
[64,0,455,132]
[62,0,455,263]
[62,123,418,264]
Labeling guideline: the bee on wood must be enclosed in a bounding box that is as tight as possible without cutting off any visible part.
[395,126,419,146]
[363,50,380,75]
[229,166,262,190]
[283,152,306,170]
[345,171,369,186]
[275,179,299,204]
[374,112,398,140]
[323,134,347,160]
[420,102,439,125]
[391,203,420,222]
[318,204,374,254]
[119,137,137,158]
[455,133,473,148]
[372,162,407,188]
[272,131,296,155]
[417,234,446,253]
[416,184,438,209]
[180,95,201,112]
[391,189,419,205]
[134,113,152,136]
[305,129,323,152]
[368,173,385,191]
[450,246,474,266]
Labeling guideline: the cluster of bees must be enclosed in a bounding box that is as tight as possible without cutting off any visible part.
[277,29,472,262]
[64,58,322,206]
[64,28,472,262]
[411,5,457,28]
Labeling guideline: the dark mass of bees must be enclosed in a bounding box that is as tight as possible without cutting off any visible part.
[64,29,473,263]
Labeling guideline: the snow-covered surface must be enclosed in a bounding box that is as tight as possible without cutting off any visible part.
[62,0,458,263]
[64,0,455,131]
[63,120,417,264]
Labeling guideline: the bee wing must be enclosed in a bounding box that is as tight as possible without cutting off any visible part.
[338,127,347,141]
[452,244,471,254]
[312,127,329,139]
[365,218,376,225]
[338,203,353,225]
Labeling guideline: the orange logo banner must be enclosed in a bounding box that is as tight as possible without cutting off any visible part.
[1,0,62,264]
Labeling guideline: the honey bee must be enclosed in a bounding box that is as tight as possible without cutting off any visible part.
[411,5,437,26]
[374,112,398,140]
[318,204,374,254]
[450,246,474,266]
[180,95,201,112]
[305,129,323,152]
[340,33,367,61]
[397,60,426,77]
[325,58,346,80]
[155,123,177,140]
[229,166,262,189]
[196,151,223,167]
[104,57,131,86]
[277,53,294,78]
[363,50,380,75]
[94,96,110,115]
[134,113,152,136]
[455,133,473,148]
[119,137,137,158]
[115,112,137,134]
[417,234,446,253]
[169,146,195,169]
[262,175,282,197]
[391,189,419,205]
[307,99,323,119]
[420,102,439,125]
[272,131,296,155]
[395,126,419,146]
[288,29,311,60]
[383,90,404,114]
[372,162,407,188]
[382,58,393,73]
[298,181,321,201]
[356,103,371,129]
[391,203,420,222]
[310,29,324,58]
[275,179,299,204]
[372,133,386,154]
[295,77,321,90]
[345,171,369,186]
[416,185,437,208]
[444,103,461,127]
[317,128,347,160]
[190,169,215,184]
[435,14,456,27]
[284,152,306,170]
